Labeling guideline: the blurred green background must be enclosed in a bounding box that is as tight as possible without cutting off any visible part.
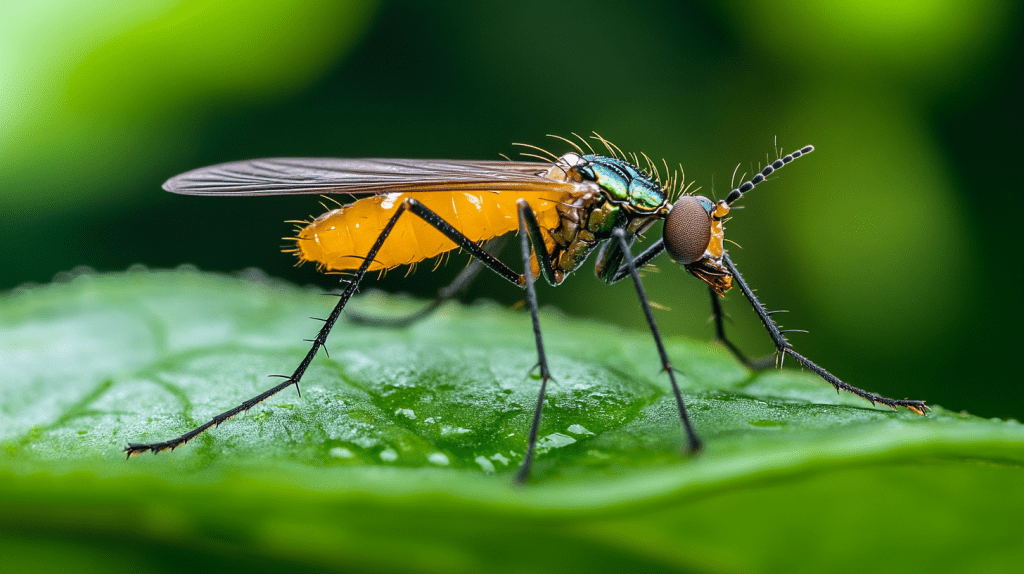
[2,0,1021,421]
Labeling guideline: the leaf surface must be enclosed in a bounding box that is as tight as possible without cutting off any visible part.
[2,270,1021,573]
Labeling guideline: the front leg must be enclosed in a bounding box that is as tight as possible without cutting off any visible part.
[708,285,776,370]
[723,253,929,415]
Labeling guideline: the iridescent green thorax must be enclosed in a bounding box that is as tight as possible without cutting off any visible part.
[577,155,668,213]
[535,153,672,285]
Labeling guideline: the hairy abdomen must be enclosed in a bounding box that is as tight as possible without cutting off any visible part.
[295,191,568,271]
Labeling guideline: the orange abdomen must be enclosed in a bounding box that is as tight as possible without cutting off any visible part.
[295,190,569,271]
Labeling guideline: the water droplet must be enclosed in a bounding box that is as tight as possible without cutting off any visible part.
[537,433,576,452]
[566,424,593,436]
[329,447,354,458]
[349,436,378,449]
[475,456,496,474]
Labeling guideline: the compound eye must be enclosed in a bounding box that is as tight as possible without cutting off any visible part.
[664,196,712,264]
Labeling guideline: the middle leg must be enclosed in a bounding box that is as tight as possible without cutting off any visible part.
[513,199,559,484]
[613,229,702,454]
[394,198,564,484]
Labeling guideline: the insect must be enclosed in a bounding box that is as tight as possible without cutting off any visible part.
[126,135,929,482]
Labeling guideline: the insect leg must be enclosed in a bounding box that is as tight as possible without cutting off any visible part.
[398,198,565,484]
[346,236,508,328]
[385,198,560,482]
[722,253,930,415]
[403,200,523,286]
[613,229,702,453]
[125,198,548,460]
[707,286,775,370]
[606,239,666,284]
[514,200,554,484]
[124,201,417,457]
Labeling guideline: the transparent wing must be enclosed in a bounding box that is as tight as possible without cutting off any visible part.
[163,157,583,196]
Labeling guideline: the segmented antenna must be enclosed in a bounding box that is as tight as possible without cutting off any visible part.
[725,145,814,205]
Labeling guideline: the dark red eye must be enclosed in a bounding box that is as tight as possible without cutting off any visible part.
[664,196,712,264]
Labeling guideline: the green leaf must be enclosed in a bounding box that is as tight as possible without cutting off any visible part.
[2,269,1022,573]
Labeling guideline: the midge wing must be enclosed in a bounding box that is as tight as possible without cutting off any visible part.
[163,157,583,196]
